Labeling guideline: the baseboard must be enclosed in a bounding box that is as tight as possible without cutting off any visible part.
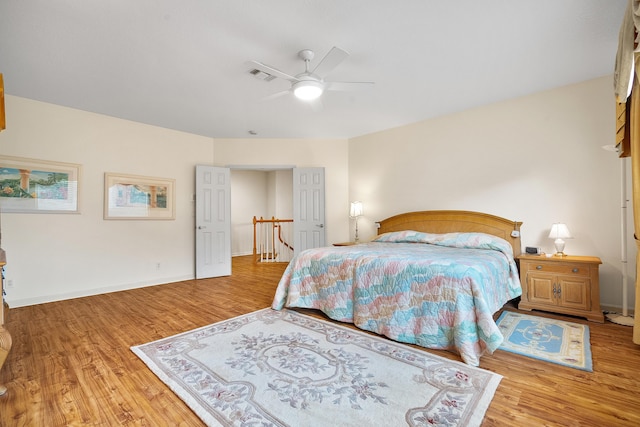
[7,255,261,308]
[233,251,253,257]
[6,274,194,308]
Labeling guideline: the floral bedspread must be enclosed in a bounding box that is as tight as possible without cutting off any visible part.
[272,231,522,366]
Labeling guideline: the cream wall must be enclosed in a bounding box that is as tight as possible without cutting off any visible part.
[349,76,634,312]
[271,169,293,220]
[229,170,269,256]
[0,96,215,307]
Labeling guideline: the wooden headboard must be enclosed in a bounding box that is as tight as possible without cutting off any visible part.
[377,210,522,257]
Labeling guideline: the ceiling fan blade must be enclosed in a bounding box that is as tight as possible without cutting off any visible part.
[246,60,299,82]
[325,81,375,91]
[310,47,349,78]
[261,90,291,101]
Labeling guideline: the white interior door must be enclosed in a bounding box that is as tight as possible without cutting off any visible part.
[195,165,231,278]
[293,167,325,255]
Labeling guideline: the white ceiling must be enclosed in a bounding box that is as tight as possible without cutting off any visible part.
[0,0,628,139]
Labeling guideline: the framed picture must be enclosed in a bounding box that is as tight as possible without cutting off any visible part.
[104,172,175,220]
[0,155,81,213]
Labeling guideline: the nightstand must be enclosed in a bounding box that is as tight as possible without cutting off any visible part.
[517,254,604,322]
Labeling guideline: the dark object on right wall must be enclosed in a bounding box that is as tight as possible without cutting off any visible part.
[0,73,5,131]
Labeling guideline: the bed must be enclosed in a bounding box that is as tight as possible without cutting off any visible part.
[271,210,523,366]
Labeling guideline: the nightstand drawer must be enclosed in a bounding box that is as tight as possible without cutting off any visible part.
[523,262,589,277]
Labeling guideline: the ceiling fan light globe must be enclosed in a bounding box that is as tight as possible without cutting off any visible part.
[293,81,323,101]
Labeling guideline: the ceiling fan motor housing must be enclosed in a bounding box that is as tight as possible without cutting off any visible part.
[298,49,315,62]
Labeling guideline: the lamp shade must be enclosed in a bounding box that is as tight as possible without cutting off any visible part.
[350,201,363,218]
[548,223,572,239]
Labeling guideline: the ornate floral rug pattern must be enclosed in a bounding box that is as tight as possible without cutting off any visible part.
[496,311,593,371]
[132,308,501,427]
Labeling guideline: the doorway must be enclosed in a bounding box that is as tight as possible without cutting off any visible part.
[230,168,293,258]
[195,166,326,279]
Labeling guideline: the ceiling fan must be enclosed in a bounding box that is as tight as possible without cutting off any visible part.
[247,46,374,102]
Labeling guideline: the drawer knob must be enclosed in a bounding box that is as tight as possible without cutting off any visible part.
[572,268,579,273]
[536,265,543,270]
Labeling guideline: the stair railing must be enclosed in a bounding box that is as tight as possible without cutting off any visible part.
[253,216,294,263]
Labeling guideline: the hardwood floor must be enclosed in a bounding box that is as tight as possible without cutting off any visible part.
[1,255,639,426]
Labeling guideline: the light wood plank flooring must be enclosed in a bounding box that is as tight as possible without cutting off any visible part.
[1,255,639,426]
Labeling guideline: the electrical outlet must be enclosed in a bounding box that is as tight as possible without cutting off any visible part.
[6,279,13,288]
[156,262,161,271]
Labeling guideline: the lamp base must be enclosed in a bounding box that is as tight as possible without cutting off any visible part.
[605,312,634,326]
[553,238,566,257]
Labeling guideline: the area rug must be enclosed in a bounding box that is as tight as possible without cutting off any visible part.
[132,308,502,427]
[495,311,593,372]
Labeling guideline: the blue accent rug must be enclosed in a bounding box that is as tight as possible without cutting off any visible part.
[495,311,593,372]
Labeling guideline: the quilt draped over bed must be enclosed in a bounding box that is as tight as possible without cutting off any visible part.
[272,231,522,366]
